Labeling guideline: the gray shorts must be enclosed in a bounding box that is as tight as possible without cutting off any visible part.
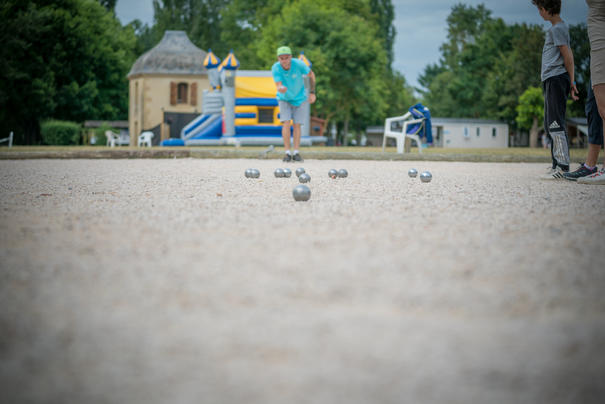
[588,2,605,85]
[278,100,306,124]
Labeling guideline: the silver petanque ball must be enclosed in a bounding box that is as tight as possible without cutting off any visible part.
[420,171,432,183]
[298,173,311,183]
[250,169,260,178]
[408,168,418,178]
[245,169,252,178]
[328,169,338,179]
[337,169,348,178]
[293,185,311,201]
[283,168,292,178]
[274,168,285,178]
[295,167,305,177]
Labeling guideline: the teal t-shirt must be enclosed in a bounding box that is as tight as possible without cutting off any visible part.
[272,58,311,106]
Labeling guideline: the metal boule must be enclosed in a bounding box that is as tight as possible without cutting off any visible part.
[299,173,311,183]
[293,185,311,201]
[420,171,432,183]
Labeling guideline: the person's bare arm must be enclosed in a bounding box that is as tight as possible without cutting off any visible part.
[559,45,579,101]
[308,70,316,104]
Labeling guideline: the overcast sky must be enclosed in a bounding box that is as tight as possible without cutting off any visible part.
[115,0,589,90]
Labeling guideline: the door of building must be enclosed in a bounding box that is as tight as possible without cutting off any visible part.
[164,112,199,139]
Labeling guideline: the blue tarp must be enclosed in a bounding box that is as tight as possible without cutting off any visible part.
[408,103,433,144]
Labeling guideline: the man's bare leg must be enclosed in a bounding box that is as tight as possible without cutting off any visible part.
[282,121,291,151]
[594,84,605,167]
[586,143,601,167]
[293,123,301,150]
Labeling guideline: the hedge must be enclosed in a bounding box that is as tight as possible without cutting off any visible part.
[40,120,81,145]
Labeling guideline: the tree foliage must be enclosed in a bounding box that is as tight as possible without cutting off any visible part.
[369,0,396,67]
[98,0,116,11]
[0,0,136,144]
[516,86,544,129]
[516,86,544,147]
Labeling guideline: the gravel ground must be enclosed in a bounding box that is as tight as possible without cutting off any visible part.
[1,158,604,404]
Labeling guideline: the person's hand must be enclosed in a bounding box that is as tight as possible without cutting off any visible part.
[571,82,579,101]
[309,93,316,104]
[278,85,287,93]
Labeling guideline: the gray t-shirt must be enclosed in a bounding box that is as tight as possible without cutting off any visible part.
[541,22,570,81]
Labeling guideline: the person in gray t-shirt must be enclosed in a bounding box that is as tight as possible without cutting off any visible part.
[532,0,579,179]
[541,20,571,81]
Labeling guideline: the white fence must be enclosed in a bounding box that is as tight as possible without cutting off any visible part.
[0,132,13,147]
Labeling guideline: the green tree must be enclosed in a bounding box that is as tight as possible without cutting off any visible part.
[128,19,158,56]
[440,3,492,71]
[369,0,396,67]
[423,70,458,117]
[217,0,396,72]
[419,4,497,116]
[382,71,416,122]
[516,86,544,148]
[482,23,543,124]
[132,0,230,59]
[218,0,283,68]
[0,0,136,144]
[99,0,116,11]
[417,63,445,96]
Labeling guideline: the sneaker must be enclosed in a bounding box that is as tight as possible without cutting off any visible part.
[292,153,303,162]
[577,168,605,185]
[563,164,597,181]
[540,166,567,180]
[282,153,292,162]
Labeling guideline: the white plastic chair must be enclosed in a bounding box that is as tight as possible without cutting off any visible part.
[138,131,154,147]
[105,130,119,147]
[382,112,426,154]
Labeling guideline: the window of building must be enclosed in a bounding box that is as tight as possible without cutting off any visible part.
[464,127,469,137]
[476,127,480,137]
[177,83,188,104]
[258,108,274,123]
[492,127,497,138]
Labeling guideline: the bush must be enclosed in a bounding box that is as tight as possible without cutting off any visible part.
[40,120,81,145]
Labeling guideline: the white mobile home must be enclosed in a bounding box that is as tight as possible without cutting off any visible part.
[431,118,509,148]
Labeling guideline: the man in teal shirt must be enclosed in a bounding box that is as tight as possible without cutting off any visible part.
[272,46,316,162]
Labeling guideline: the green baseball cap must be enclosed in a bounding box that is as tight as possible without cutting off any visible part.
[276,46,292,56]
